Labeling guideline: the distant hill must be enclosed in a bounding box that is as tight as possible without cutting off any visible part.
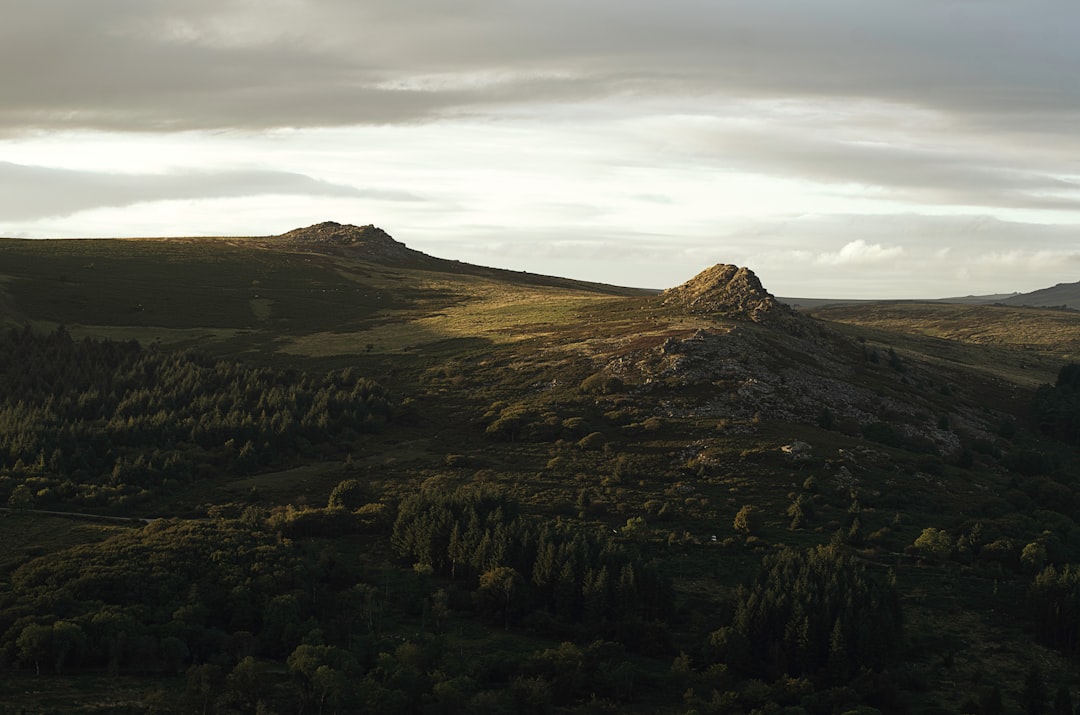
[266,221,654,296]
[784,281,1080,311]
[780,294,1019,310]
[997,280,1080,309]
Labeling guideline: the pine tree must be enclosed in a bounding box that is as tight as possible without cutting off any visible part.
[1053,686,1073,715]
[1022,665,1048,715]
[827,617,849,681]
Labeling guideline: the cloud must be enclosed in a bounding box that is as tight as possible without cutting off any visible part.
[4,0,1080,137]
[6,1,1080,300]
[629,115,1080,213]
[0,161,417,220]
[974,249,1080,269]
[814,240,904,266]
[731,213,1080,297]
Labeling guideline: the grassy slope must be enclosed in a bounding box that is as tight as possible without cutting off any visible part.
[0,237,648,359]
[3,236,1080,710]
[1000,281,1080,309]
[808,301,1080,385]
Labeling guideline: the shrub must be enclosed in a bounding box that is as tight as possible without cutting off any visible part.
[327,479,366,510]
[580,373,624,395]
[577,432,606,451]
[733,504,763,536]
[913,528,952,561]
[561,417,588,438]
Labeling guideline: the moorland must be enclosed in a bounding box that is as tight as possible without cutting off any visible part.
[2,222,1080,714]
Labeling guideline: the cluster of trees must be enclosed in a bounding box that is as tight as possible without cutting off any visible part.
[482,402,571,443]
[0,519,325,674]
[391,486,673,633]
[1034,363,1080,446]
[0,494,924,712]
[710,546,902,681]
[1,510,661,713]
[1030,564,1080,653]
[0,327,393,508]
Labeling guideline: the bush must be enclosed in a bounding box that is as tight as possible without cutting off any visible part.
[580,373,624,395]
[327,479,366,510]
[577,432,606,451]
[912,528,952,561]
[561,417,589,438]
[733,504,763,536]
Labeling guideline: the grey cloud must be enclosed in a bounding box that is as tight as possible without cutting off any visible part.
[5,0,1080,135]
[664,125,1080,212]
[0,162,417,220]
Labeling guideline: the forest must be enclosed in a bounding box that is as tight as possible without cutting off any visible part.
[0,329,915,713]
[0,327,393,511]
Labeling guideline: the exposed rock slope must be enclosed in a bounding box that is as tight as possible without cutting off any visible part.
[661,264,793,325]
[276,222,433,264]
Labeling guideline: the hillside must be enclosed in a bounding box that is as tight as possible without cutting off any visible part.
[806,301,1080,384]
[2,226,1080,713]
[998,280,1080,310]
[0,223,650,362]
[785,277,1080,312]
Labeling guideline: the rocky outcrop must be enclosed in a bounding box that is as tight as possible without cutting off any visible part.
[609,325,965,457]
[277,222,430,264]
[661,264,793,325]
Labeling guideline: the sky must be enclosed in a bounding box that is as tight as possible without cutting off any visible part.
[3,1,1080,298]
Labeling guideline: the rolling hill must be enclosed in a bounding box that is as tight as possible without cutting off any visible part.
[998,280,1080,310]
[2,223,1080,713]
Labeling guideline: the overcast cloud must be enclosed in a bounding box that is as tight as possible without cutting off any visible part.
[2,0,1079,297]
[0,162,416,221]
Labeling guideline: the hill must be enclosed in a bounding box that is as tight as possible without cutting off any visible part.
[998,280,1080,310]
[806,301,1080,383]
[0,223,650,361]
[2,225,1080,713]
[785,277,1080,312]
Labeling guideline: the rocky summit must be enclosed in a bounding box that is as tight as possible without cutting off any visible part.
[661,263,792,325]
[277,221,427,263]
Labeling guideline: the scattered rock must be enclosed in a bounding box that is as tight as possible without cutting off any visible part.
[780,440,813,461]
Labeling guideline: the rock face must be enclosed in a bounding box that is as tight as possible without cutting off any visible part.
[661,264,791,324]
[277,222,428,263]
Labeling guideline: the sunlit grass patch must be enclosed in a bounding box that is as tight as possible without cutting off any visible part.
[280,278,622,357]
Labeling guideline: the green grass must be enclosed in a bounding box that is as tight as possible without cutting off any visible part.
[0,238,653,368]
[809,302,1080,384]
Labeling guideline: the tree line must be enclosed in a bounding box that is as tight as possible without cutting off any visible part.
[390,485,674,634]
[1033,363,1080,446]
[0,497,918,713]
[710,546,903,682]
[0,326,393,509]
